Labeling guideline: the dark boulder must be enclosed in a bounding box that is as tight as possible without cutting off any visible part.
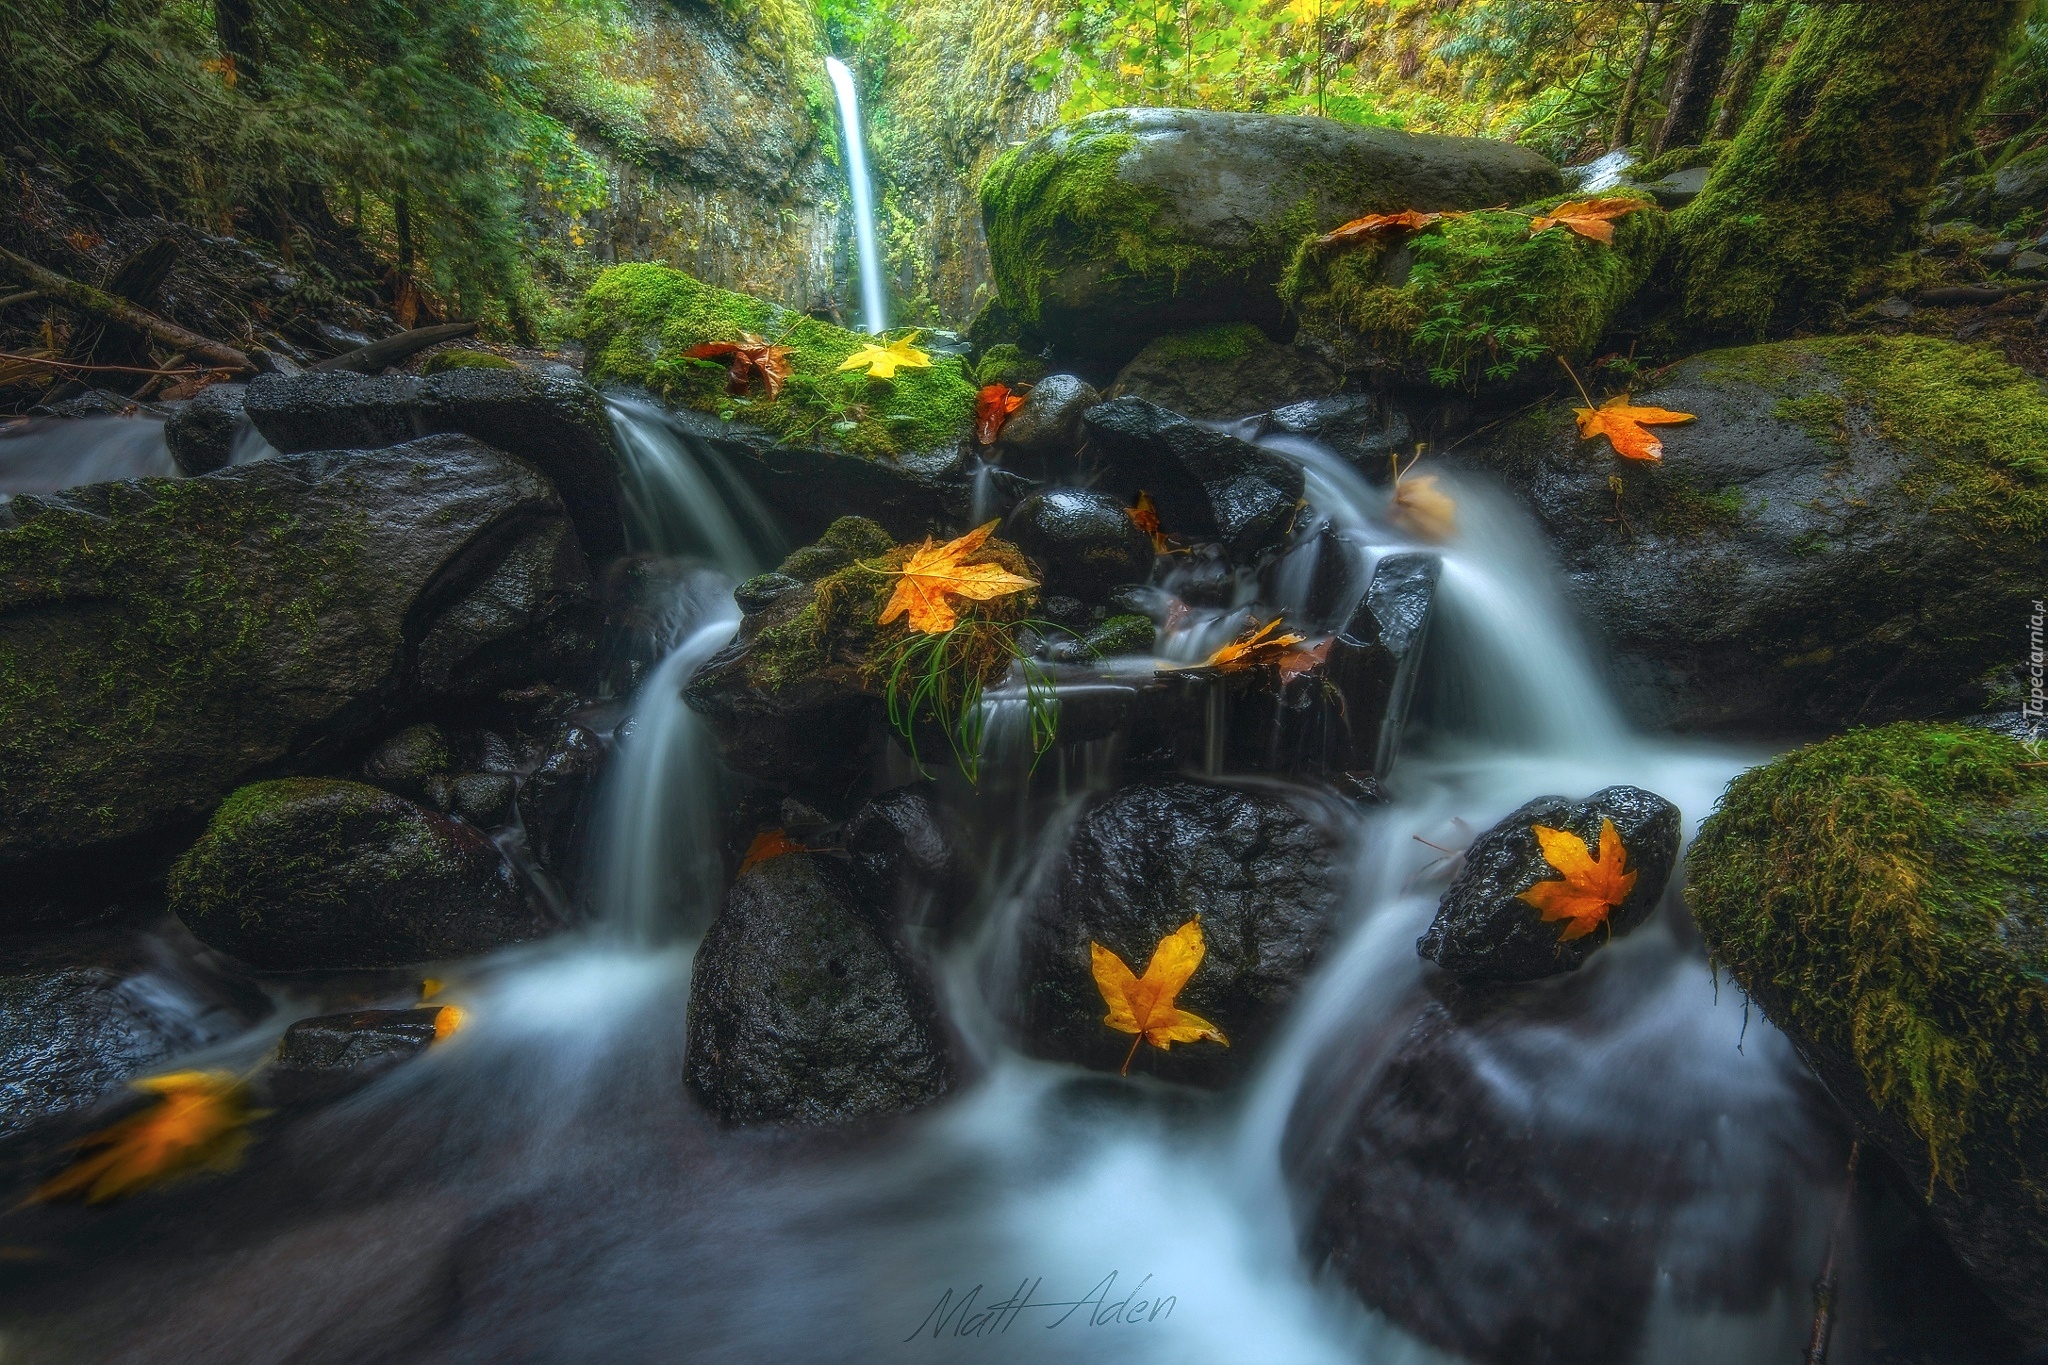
[1418,786,1680,983]
[1110,324,1339,421]
[992,373,1098,472]
[362,724,454,802]
[1258,393,1413,470]
[1003,487,1154,600]
[168,778,552,970]
[447,772,517,829]
[269,1007,450,1104]
[844,782,976,933]
[684,853,954,1125]
[516,724,609,882]
[1082,397,1305,562]
[163,383,247,475]
[1013,779,1342,1087]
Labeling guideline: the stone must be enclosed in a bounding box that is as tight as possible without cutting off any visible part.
[1979,240,2021,270]
[1013,779,1342,1087]
[1258,393,1412,468]
[844,782,976,933]
[1002,487,1155,600]
[1451,335,2048,734]
[2010,249,2048,276]
[1642,163,1711,208]
[992,372,1098,472]
[448,772,517,829]
[1081,397,1305,562]
[1110,324,1340,421]
[1874,296,1916,320]
[269,1007,448,1104]
[168,778,553,970]
[982,108,1560,366]
[1417,786,1681,982]
[684,853,953,1124]
[163,383,248,475]
[0,436,599,916]
[515,725,609,882]
[362,724,454,802]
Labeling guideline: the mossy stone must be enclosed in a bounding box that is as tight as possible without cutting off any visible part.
[419,349,520,375]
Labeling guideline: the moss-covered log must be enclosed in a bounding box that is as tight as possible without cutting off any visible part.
[1673,0,2030,339]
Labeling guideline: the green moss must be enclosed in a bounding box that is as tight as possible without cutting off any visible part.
[1282,194,1669,389]
[774,515,895,581]
[170,777,388,929]
[419,349,520,375]
[1774,391,1850,447]
[1138,323,1266,365]
[1689,724,2048,1193]
[972,344,1049,390]
[1643,482,1748,537]
[579,263,977,460]
[1633,140,1732,182]
[1080,613,1156,657]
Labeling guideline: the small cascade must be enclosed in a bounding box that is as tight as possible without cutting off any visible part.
[0,413,176,499]
[825,56,889,335]
[605,394,781,565]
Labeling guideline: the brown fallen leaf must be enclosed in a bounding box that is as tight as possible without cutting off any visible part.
[1203,617,1309,673]
[738,828,806,875]
[1315,208,1444,248]
[1090,919,1229,1075]
[1575,395,1696,462]
[975,382,1028,445]
[1529,197,1648,245]
[1517,817,1637,941]
[683,332,794,400]
[33,1071,257,1204]
[877,521,1038,635]
[1276,636,1333,683]
[1126,490,1173,554]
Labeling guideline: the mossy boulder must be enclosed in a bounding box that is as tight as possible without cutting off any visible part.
[169,778,552,971]
[980,108,1560,370]
[1283,193,1669,390]
[1108,323,1340,420]
[417,348,519,376]
[0,437,597,914]
[1455,335,2048,734]
[1689,724,2048,1338]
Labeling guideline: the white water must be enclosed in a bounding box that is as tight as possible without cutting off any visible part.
[0,414,174,499]
[826,55,889,335]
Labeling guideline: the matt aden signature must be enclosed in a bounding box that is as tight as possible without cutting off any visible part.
[905,1272,1177,1341]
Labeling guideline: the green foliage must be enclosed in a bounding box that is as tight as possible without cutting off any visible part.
[878,617,1058,783]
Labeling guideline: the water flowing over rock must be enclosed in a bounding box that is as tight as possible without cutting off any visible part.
[843,782,975,935]
[269,1008,448,1105]
[162,383,247,475]
[1081,396,1304,562]
[168,778,552,970]
[685,852,953,1125]
[1418,786,1680,982]
[1013,779,1343,1088]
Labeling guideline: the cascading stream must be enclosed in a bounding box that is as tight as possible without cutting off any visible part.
[825,56,889,336]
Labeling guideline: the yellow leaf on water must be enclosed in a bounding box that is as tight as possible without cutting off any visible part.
[836,331,933,380]
[876,521,1038,635]
[432,1005,464,1042]
[1391,472,1457,541]
[1090,919,1229,1075]
[1202,617,1307,673]
[33,1071,257,1204]
[420,978,444,1001]
[1517,817,1638,941]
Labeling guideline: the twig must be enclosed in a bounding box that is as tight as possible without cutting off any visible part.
[1804,1139,1862,1365]
[0,351,227,378]
[0,290,40,309]
[308,320,477,375]
[1558,355,1599,408]
[0,244,251,372]
[1915,281,2048,306]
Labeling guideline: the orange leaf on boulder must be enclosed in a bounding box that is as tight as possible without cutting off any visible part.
[876,522,1038,635]
[1574,395,1696,462]
[1090,919,1229,1075]
[683,332,794,399]
[1316,209,1445,248]
[1516,817,1637,941]
[1528,197,1648,245]
[975,382,1028,445]
[738,828,805,875]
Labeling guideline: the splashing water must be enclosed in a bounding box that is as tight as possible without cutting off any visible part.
[0,414,174,500]
[825,56,888,336]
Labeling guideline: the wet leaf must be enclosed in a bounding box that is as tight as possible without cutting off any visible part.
[1201,617,1308,673]
[1315,208,1445,248]
[1090,919,1229,1075]
[1391,471,1457,541]
[1574,394,1696,462]
[1126,490,1173,554]
[683,332,793,400]
[1517,817,1637,941]
[877,521,1038,635]
[1275,637,1332,682]
[975,382,1028,445]
[33,1071,257,1204]
[1529,197,1648,245]
[432,1005,464,1042]
[738,828,806,875]
[836,331,933,381]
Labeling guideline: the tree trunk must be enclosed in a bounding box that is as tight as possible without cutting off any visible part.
[1672,0,2030,339]
[1710,2,1790,142]
[214,0,262,94]
[1655,3,1743,155]
[1609,3,1668,153]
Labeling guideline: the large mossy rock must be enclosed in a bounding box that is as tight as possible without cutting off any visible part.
[582,264,979,542]
[0,438,597,912]
[1108,322,1340,420]
[1689,724,2048,1340]
[979,108,1560,368]
[1457,335,2048,734]
[168,778,551,970]
[1283,194,1669,390]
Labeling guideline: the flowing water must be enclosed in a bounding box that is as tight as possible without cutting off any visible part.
[825,56,889,336]
[1,422,1869,1365]
[0,413,175,500]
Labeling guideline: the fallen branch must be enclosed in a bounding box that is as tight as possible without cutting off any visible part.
[0,244,251,373]
[1914,281,2048,306]
[310,321,477,375]
[0,290,41,309]
[1803,1139,1862,1365]
[0,350,228,378]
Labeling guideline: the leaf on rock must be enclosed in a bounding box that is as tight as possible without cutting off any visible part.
[738,828,806,875]
[1315,208,1446,248]
[1201,617,1308,673]
[1391,471,1457,541]
[1090,919,1229,1075]
[1275,636,1332,682]
[877,521,1038,635]
[1126,490,1173,554]
[975,382,1028,445]
[1528,197,1648,245]
[683,332,793,399]
[1574,395,1696,462]
[836,331,933,381]
[1516,817,1637,941]
[33,1071,257,1204]
[432,1005,465,1041]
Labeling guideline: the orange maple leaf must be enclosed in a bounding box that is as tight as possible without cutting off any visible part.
[1090,919,1229,1075]
[1202,617,1308,673]
[34,1071,257,1204]
[1126,490,1173,554]
[975,382,1028,445]
[1516,817,1637,941]
[876,521,1038,635]
[684,332,794,400]
[1529,197,1648,245]
[1575,394,1696,462]
[738,828,805,875]
[1315,208,1450,248]
[1276,637,1332,682]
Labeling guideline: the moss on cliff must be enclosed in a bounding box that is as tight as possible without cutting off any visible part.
[1689,724,2048,1193]
[580,263,977,459]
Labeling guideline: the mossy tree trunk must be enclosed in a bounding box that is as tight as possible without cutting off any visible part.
[1609,2,1668,152]
[1672,0,2030,339]
[1653,1,1741,156]
[1709,2,1788,142]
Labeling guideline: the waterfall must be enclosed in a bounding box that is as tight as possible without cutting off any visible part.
[825,55,889,335]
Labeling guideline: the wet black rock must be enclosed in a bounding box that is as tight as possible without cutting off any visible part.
[1014,779,1342,1087]
[685,853,954,1125]
[1110,324,1340,421]
[993,373,1098,472]
[1417,786,1679,983]
[1259,393,1413,469]
[1003,487,1154,600]
[269,1007,447,1105]
[447,772,517,829]
[0,921,267,1138]
[163,383,248,474]
[844,783,975,933]
[516,724,609,884]
[362,724,454,801]
[168,778,552,970]
[1082,397,1305,562]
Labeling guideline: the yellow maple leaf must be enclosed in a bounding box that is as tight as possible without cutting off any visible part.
[1202,617,1308,672]
[1090,919,1229,1075]
[1529,197,1648,245]
[1391,471,1457,541]
[1574,394,1696,462]
[1516,817,1637,941]
[836,331,933,380]
[33,1071,257,1204]
[876,521,1038,635]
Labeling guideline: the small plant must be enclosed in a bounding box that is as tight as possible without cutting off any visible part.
[876,616,1062,783]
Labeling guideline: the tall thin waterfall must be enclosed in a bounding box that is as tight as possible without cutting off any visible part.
[825,55,888,335]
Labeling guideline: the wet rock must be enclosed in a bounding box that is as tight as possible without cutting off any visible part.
[168,778,552,970]
[0,922,267,1138]
[244,366,626,560]
[362,724,454,802]
[269,1007,448,1105]
[1417,786,1680,983]
[844,782,976,933]
[163,383,247,475]
[1082,397,1304,562]
[1110,324,1339,421]
[1452,335,2048,733]
[447,772,517,829]
[1003,487,1153,600]
[983,108,1560,366]
[1014,779,1342,1087]
[515,725,609,882]
[1074,613,1155,659]
[1259,392,1412,469]
[992,373,1098,472]
[685,853,953,1124]
[0,436,599,916]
